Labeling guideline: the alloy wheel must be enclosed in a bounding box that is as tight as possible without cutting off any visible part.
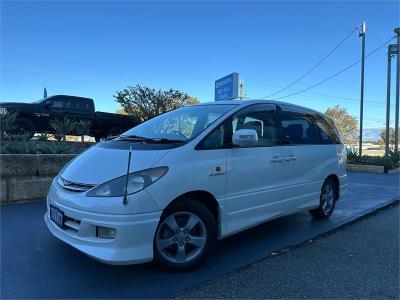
[156,212,207,264]
[321,183,335,214]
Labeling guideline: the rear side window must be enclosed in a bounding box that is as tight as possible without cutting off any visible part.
[278,111,318,145]
[314,115,342,144]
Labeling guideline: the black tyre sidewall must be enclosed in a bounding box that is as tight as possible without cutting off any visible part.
[153,199,217,271]
[310,178,337,219]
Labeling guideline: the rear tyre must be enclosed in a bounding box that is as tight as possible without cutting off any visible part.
[309,178,337,219]
[10,118,35,139]
[94,135,104,142]
[154,199,217,271]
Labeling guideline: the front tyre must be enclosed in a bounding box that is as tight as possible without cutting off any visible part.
[154,200,216,270]
[309,178,337,219]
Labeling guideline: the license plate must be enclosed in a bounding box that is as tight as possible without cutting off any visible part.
[50,205,64,227]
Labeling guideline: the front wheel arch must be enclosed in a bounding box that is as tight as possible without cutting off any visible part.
[160,190,220,232]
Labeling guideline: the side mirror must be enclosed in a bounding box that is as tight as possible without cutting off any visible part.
[44,100,53,108]
[232,129,258,147]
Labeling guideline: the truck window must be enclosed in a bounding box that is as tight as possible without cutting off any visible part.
[52,100,64,108]
[77,100,92,112]
[61,98,91,113]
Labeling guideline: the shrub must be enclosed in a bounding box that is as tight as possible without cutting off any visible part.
[39,143,72,154]
[37,133,49,141]
[74,120,91,142]
[0,141,36,154]
[2,133,32,142]
[0,113,17,140]
[50,117,76,141]
[347,148,399,171]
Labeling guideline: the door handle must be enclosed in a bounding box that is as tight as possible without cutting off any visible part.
[270,156,284,163]
[284,156,297,161]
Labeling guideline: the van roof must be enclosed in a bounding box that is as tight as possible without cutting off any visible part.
[195,99,322,115]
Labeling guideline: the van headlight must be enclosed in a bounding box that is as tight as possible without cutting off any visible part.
[86,167,168,197]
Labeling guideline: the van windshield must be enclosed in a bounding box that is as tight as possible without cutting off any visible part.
[122,104,236,142]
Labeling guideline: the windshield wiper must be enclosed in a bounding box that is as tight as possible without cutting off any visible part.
[118,135,154,141]
[118,135,185,143]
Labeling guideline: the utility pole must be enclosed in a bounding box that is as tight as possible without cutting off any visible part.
[385,48,393,158]
[394,27,400,155]
[358,21,366,157]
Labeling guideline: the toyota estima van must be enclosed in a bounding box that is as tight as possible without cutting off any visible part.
[45,100,347,270]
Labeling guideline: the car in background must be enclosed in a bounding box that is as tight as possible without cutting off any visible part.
[44,99,347,270]
[0,95,140,141]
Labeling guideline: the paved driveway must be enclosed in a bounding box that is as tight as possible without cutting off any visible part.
[1,172,399,299]
[176,204,400,299]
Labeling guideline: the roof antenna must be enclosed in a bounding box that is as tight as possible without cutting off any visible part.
[123,145,132,205]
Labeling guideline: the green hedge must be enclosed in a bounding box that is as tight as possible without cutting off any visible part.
[347,149,399,171]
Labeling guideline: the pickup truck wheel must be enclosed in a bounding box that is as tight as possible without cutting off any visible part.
[95,135,104,142]
[10,118,35,139]
[107,126,124,138]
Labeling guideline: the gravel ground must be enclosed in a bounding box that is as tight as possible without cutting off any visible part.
[175,204,400,299]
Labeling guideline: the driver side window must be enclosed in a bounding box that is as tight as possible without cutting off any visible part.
[198,104,277,150]
[232,108,277,147]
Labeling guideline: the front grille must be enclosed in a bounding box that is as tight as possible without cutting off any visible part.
[58,176,95,192]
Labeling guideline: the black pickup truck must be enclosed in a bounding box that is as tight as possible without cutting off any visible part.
[0,95,140,141]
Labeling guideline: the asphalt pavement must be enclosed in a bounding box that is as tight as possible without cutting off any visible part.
[1,172,399,299]
[176,204,400,299]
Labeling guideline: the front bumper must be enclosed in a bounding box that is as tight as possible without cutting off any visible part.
[338,174,348,200]
[45,198,162,265]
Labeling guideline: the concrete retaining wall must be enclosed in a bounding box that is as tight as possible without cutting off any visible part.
[346,164,385,173]
[0,154,76,202]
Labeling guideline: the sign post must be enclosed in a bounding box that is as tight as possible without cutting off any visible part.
[215,72,239,101]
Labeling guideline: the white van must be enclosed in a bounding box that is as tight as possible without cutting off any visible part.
[45,100,348,270]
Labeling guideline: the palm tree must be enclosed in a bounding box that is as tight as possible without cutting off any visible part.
[50,117,76,141]
[75,120,92,142]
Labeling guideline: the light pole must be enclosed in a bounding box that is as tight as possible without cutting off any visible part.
[385,46,394,158]
[359,21,366,157]
[394,28,400,155]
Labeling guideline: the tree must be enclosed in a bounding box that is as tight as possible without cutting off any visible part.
[114,85,200,121]
[116,108,128,115]
[380,127,395,145]
[325,105,358,145]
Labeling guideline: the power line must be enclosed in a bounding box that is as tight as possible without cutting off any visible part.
[265,27,358,98]
[258,35,396,101]
[247,81,395,106]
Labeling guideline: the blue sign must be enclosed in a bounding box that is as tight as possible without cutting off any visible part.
[215,72,239,101]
